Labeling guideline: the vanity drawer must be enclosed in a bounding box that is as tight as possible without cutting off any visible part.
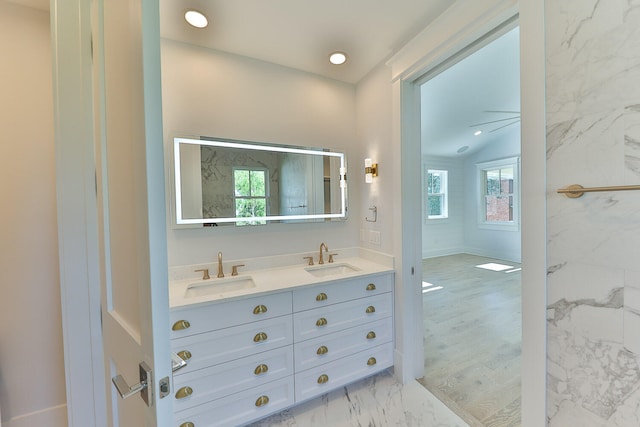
[293,292,392,342]
[170,291,292,338]
[172,315,293,373]
[174,375,294,427]
[294,342,393,402]
[293,318,392,372]
[292,273,393,312]
[173,346,293,412]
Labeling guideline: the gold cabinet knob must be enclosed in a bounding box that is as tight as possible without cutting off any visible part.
[366,331,376,340]
[366,283,376,291]
[316,292,328,301]
[175,386,193,399]
[365,306,376,314]
[315,317,328,327]
[172,320,191,331]
[253,304,268,315]
[253,332,268,342]
[177,350,192,361]
[367,357,377,366]
[180,422,195,427]
[254,364,269,375]
[317,374,329,384]
[316,345,329,355]
[255,395,270,407]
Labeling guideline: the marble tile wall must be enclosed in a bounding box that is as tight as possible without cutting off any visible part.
[546,0,640,425]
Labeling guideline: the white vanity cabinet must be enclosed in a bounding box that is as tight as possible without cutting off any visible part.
[291,273,394,402]
[169,271,394,427]
[170,292,295,427]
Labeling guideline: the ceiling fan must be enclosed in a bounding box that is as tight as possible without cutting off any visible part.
[470,110,521,133]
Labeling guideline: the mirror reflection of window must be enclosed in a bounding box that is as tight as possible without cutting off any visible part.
[233,167,268,225]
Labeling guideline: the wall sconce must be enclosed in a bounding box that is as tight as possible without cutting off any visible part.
[364,158,378,183]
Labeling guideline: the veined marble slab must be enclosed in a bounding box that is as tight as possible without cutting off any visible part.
[247,372,468,427]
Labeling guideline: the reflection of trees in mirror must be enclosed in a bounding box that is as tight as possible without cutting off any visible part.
[233,168,267,225]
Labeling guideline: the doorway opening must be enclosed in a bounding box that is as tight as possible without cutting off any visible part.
[417,26,522,426]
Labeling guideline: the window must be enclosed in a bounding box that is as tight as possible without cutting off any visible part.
[426,169,448,219]
[233,168,268,225]
[477,157,519,229]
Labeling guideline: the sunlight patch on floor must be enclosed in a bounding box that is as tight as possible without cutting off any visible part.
[422,281,443,293]
[475,262,514,272]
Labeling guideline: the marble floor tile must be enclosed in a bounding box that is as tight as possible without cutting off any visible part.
[247,371,468,427]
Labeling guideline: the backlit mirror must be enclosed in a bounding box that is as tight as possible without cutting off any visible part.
[173,136,347,225]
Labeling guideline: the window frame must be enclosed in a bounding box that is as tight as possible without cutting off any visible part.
[425,169,449,220]
[476,157,519,231]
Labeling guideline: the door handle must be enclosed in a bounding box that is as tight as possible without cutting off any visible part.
[112,361,152,406]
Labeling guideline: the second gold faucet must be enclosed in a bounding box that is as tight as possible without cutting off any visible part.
[217,251,224,278]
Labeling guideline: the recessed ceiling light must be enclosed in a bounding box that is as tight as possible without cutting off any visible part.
[185,10,208,28]
[474,130,483,136]
[329,51,347,65]
[457,145,469,154]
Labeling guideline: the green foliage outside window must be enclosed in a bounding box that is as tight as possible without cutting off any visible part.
[234,169,267,225]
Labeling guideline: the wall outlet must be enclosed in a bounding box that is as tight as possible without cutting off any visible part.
[369,230,381,245]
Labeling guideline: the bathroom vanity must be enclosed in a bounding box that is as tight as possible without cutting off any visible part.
[168,252,394,427]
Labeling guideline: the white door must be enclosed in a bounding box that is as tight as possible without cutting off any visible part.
[96,0,172,425]
[52,0,172,425]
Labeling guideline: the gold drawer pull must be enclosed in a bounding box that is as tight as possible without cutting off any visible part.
[366,283,376,291]
[316,292,328,301]
[177,350,192,361]
[365,306,376,314]
[255,395,270,407]
[254,364,269,375]
[253,304,268,315]
[316,317,328,327]
[367,357,377,366]
[172,320,190,331]
[253,332,268,342]
[317,374,329,384]
[175,386,193,399]
[317,345,328,355]
[366,331,376,340]
[180,422,195,427]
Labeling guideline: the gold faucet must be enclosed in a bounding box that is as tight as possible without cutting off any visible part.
[319,242,328,264]
[217,251,224,278]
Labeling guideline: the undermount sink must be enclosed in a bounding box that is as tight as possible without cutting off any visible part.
[185,276,256,298]
[304,263,360,278]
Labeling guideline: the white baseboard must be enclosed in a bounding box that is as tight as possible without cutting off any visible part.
[3,404,67,427]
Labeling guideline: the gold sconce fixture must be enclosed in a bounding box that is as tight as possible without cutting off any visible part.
[364,158,378,183]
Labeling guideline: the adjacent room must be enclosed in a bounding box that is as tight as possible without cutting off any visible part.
[418,26,522,426]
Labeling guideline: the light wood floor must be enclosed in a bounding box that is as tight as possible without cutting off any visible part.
[418,254,521,427]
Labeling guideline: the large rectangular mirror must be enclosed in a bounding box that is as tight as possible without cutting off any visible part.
[173,136,347,225]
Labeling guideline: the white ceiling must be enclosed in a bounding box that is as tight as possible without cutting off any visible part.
[421,27,520,157]
[15,0,519,158]
[159,0,453,84]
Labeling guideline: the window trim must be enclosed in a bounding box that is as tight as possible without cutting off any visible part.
[426,169,449,220]
[476,157,519,231]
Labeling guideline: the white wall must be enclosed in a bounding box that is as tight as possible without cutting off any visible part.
[161,40,360,266]
[462,125,521,261]
[355,64,396,255]
[0,2,67,426]
[421,156,465,258]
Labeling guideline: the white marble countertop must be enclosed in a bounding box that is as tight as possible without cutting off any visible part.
[169,248,394,309]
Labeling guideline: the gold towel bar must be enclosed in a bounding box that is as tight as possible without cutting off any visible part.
[557,184,640,198]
